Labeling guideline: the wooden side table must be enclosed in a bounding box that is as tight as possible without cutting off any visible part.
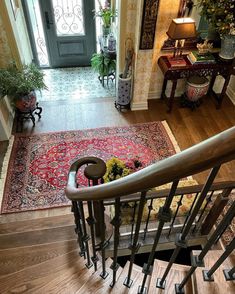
[158,55,234,112]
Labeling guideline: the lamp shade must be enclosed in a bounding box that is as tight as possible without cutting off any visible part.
[167,18,196,40]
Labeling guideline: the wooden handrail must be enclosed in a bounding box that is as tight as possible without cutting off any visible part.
[65,127,235,201]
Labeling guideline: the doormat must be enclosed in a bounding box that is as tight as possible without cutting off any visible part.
[0,121,180,214]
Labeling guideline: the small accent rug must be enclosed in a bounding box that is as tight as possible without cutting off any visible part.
[0,121,180,214]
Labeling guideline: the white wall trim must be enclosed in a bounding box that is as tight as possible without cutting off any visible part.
[226,85,235,106]
[131,100,148,111]
[0,96,14,141]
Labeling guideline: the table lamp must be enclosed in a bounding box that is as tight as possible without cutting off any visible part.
[167,17,196,59]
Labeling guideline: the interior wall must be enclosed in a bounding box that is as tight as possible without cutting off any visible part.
[0,6,14,67]
[4,0,33,65]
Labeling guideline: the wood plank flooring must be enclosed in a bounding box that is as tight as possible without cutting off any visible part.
[0,95,234,223]
[9,95,235,184]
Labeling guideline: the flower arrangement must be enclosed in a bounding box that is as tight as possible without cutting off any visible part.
[103,157,143,208]
[94,0,117,28]
[103,157,142,183]
[198,0,235,36]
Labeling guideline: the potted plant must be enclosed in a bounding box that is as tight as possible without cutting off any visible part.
[198,0,235,59]
[91,52,116,84]
[0,63,47,112]
[94,0,117,36]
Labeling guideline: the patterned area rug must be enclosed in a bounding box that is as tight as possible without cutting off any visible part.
[0,121,180,214]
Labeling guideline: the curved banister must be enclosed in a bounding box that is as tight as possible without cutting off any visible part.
[65,127,235,201]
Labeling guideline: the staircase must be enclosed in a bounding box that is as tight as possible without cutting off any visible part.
[0,214,234,294]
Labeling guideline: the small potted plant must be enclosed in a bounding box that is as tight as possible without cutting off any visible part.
[91,52,116,85]
[94,0,117,36]
[0,63,47,112]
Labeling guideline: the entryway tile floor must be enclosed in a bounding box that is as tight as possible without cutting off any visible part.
[37,67,116,102]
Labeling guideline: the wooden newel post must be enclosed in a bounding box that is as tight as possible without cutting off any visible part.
[84,159,107,237]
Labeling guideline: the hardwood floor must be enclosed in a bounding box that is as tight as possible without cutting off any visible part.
[0,95,234,223]
[10,95,235,184]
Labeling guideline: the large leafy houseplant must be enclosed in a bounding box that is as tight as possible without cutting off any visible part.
[0,63,47,101]
[198,0,235,36]
[91,52,116,78]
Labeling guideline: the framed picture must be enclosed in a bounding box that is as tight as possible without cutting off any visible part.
[139,0,160,50]
[10,0,19,20]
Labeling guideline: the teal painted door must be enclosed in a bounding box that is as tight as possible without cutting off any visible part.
[40,0,96,67]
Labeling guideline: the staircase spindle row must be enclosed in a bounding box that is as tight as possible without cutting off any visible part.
[65,127,235,293]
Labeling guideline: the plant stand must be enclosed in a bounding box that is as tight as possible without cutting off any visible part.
[16,102,42,132]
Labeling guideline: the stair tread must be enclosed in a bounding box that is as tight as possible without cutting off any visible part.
[148,259,193,294]
[0,224,76,250]
[0,239,77,277]
[0,250,81,293]
[28,254,100,294]
[192,250,235,294]
[111,261,149,293]
[77,258,122,294]
[0,214,74,234]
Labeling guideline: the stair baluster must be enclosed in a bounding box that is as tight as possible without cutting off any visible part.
[72,200,86,257]
[167,193,183,238]
[203,237,235,281]
[223,266,235,281]
[87,200,99,271]
[201,187,232,235]
[110,197,121,287]
[78,201,92,268]
[192,190,214,234]
[175,200,235,293]
[156,165,221,289]
[98,200,109,279]
[130,201,138,243]
[180,192,199,233]
[124,191,147,288]
[138,180,179,293]
[143,198,153,241]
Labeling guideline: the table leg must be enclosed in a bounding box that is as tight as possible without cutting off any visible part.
[208,75,216,93]
[161,78,168,99]
[217,75,231,109]
[168,80,177,113]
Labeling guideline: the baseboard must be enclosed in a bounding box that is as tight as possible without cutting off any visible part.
[148,89,184,100]
[131,100,148,111]
[226,85,235,105]
[0,96,14,141]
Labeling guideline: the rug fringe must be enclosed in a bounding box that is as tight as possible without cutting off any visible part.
[0,136,14,211]
[162,121,181,153]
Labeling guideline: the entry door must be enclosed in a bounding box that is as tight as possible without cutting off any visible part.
[40,0,96,67]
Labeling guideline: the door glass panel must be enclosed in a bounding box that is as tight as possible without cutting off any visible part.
[52,0,85,36]
[26,0,50,67]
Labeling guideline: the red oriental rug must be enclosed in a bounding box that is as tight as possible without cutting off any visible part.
[0,121,180,214]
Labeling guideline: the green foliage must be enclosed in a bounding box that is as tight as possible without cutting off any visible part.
[91,52,116,77]
[0,63,47,100]
[198,0,235,36]
[93,1,117,28]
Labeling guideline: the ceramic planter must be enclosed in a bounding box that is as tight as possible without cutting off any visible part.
[219,35,235,60]
[185,76,209,101]
[116,74,132,106]
[15,90,37,112]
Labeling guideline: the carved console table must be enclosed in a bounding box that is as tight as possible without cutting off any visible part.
[158,55,234,112]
